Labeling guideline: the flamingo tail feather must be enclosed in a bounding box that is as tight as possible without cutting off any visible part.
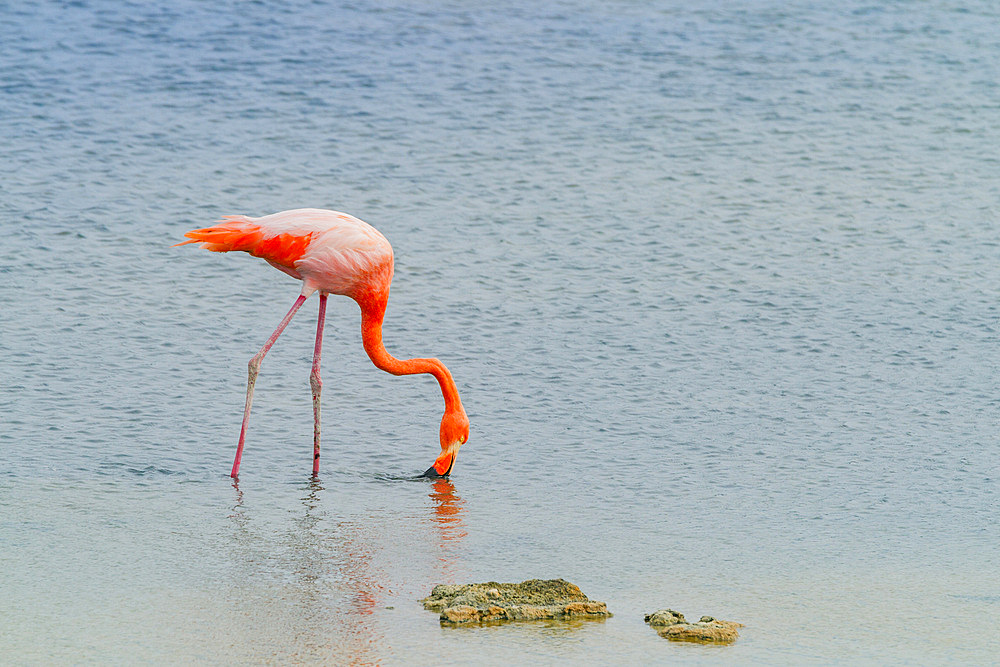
[175,216,315,267]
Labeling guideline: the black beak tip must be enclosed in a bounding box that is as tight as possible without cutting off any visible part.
[422,464,451,479]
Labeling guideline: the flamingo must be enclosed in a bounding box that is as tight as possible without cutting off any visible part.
[175,208,469,479]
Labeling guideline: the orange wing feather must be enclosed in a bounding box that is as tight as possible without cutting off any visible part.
[175,218,315,270]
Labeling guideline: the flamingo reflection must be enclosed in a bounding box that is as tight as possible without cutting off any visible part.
[296,478,385,660]
[428,478,466,582]
[223,477,468,663]
[225,478,385,665]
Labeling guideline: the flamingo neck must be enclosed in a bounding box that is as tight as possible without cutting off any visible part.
[357,293,463,414]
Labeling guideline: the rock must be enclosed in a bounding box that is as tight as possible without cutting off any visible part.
[644,609,686,627]
[422,579,611,624]
[440,605,479,623]
[661,619,742,643]
[645,609,743,644]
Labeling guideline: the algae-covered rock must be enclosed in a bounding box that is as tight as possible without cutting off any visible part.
[645,609,743,644]
[644,609,686,627]
[422,579,610,624]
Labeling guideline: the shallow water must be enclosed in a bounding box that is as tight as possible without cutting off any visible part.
[2,0,999,664]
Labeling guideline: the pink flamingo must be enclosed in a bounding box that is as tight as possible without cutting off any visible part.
[176,208,469,478]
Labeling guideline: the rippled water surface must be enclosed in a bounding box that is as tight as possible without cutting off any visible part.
[3,1,999,664]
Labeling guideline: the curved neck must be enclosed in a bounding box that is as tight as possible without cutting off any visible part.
[357,293,463,414]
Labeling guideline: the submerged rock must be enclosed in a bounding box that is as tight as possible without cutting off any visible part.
[645,609,743,644]
[422,579,610,624]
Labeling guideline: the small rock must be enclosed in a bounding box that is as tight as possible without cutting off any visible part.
[644,609,686,627]
[645,609,743,644]
[422,579,611,624]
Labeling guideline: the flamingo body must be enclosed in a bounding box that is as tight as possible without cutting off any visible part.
[180,208,393,297]
[177,208,469,478]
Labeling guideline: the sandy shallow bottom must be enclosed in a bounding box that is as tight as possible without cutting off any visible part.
[2,476,997,665]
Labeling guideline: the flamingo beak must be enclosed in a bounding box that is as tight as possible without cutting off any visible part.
[423,450,456,478]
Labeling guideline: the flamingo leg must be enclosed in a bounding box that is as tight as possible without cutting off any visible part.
[231,293,308,478]
[310,294,327,476]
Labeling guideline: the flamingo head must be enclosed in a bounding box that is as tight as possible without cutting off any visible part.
[424,408,469,478]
